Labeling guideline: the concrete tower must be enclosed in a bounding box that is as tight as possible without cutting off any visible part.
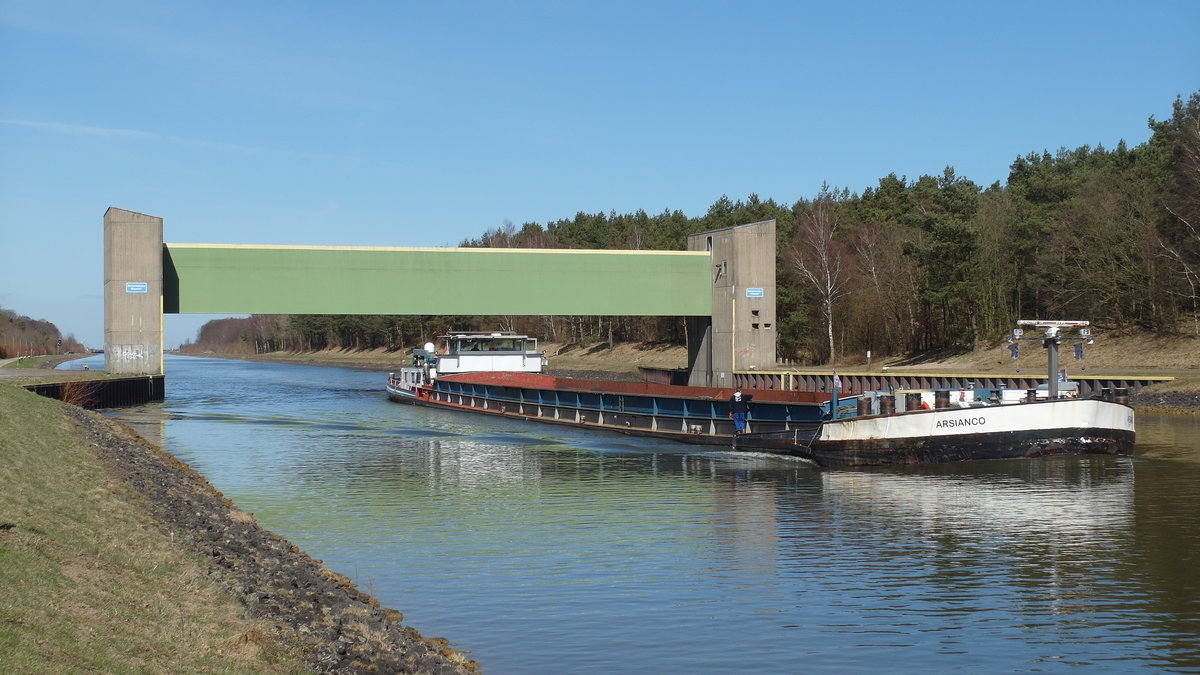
[686,219,777,387]
[104,207,163,375]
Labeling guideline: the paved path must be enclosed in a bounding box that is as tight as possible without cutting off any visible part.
[0,355,92,379]
[0,357,29,378]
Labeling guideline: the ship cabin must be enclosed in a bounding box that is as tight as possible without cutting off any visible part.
[434,331,545,375]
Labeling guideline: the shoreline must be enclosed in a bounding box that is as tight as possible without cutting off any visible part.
[177,348,1200,414]
[62,400,478,673]
[11,347,1199,412]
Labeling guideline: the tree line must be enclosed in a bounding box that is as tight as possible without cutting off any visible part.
[184,92,1200,364]
[0,307,87,358]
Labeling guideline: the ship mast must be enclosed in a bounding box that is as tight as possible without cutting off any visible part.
[1012,320,1093,399]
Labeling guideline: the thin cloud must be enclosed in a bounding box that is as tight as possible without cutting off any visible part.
[0,119,333,160]
[1,119,159,141]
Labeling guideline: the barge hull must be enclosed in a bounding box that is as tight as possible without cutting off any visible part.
[744,427,1134,467]
[387,372,829,447]
[738,398,1135,467]
[388,372,1135,468]
[391,386,816,448]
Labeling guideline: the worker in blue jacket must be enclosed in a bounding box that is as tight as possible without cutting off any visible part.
[728,390,753,443]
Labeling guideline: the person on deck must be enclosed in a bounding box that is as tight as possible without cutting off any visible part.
[728,390,753,442]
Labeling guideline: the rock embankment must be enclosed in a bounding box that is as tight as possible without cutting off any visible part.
[64,406,478,674]
[1129,390,1200,411]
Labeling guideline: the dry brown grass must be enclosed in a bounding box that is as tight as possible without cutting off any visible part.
[194,328,1200,391]
[886,330,1200,374]
[861,331,1200,392]
[228,508,257,524]
[542,341,689,373]
[56,379,98,407]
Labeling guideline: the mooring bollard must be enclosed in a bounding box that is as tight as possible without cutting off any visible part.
[879,395,895,415]
[905,392,922,411]
[934,390,950,409]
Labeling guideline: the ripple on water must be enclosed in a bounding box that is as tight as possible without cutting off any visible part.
[102,357,1200,673]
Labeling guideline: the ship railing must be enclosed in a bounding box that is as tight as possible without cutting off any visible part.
[430,378,822,424]
[728,370,1171,399]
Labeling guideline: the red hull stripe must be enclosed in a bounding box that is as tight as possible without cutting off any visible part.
[436,372,831,403]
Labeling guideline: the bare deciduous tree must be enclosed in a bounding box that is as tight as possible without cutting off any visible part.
[788,193,850,363]
[1161,111,1200,335]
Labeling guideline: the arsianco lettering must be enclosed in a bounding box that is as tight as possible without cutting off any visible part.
[934,416,987,429]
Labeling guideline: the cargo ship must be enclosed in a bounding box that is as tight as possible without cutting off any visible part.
[387,324,1135,467]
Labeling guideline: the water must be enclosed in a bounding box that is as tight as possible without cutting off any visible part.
[67,355,1200,673]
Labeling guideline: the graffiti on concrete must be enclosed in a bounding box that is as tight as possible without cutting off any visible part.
[109,344,160,363]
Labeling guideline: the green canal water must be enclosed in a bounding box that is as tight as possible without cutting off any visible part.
[70,355,1200,673]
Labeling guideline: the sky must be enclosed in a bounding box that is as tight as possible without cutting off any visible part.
[2,1,1197,349]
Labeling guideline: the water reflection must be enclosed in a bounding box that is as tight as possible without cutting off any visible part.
[821,459,1134,539]
[95,356,1200,673]
[1134,412,1200,461]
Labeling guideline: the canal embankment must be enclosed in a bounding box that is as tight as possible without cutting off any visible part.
[181,335,1200,412]
[0,383,478,674]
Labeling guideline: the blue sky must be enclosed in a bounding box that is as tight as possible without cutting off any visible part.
[2,1,1197,349]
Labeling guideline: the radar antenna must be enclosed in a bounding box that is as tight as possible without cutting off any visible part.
[1011,320,1094,399]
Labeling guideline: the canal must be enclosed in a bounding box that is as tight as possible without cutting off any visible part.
[65,354,1200,673]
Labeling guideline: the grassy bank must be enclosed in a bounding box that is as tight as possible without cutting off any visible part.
[0,354,117,389]
[1,381,478,673]
[0,355,88,370]
[0,385,305,673]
